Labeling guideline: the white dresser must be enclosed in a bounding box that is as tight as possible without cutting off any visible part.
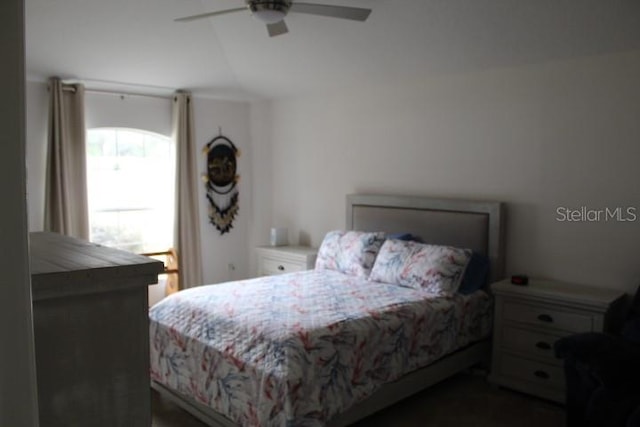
[256,246,317,276]
[489,278,625,403]
[30,232,164,427]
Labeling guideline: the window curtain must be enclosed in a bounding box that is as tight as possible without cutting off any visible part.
[44,77,89,240]
[173,91,203,289]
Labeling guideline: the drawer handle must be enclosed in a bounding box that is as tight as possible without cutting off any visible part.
[277,265,285,271]
[537,314,554,323]
[534,370,550,380]
[535,341,551,350]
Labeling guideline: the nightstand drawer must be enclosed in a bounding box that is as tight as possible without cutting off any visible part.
[503,301,593,333]
[490,279,625,403]
[260,257,305,275]
[500,353,565,390]
[256,246,318,277]
[502,325,562,364]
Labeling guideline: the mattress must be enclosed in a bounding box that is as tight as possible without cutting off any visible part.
[149,269,492,426]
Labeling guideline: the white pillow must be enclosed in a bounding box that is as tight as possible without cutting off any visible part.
[315,230,386,277]
[369,239,472,295]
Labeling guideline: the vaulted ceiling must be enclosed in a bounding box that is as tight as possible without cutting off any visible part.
[25,0,640,100]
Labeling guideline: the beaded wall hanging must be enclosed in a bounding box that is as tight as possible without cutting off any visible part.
[202,133,240,234]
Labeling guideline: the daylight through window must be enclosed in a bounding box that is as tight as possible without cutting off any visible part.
[86,128,175,253]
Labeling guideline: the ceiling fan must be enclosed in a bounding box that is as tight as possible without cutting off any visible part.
[175,0,372,37]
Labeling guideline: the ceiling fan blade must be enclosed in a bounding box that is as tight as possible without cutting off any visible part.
[267,20,289,37]
[174,7,246,23]
[289,2,371,21]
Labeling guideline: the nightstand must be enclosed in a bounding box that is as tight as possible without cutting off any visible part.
[255,246,317,276]
[489,278,625,403]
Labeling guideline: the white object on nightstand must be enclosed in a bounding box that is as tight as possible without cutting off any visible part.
[488,278,625,403]
[256,246,318,276]
[269,227,289,246]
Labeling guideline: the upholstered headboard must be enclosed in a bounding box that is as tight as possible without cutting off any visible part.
[346,194,505,283]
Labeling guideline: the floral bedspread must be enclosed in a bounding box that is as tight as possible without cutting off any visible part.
[149,270,492,426]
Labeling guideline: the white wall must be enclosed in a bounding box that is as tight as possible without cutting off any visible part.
[25,81,48,231]
[252,50,640,295]
[247,100,274,274]
[192,97,252,284]
[25,84,253,286]
[0,0,40,424]
[86,91,173,135]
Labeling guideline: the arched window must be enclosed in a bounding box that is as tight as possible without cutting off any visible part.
[86,128,175,253]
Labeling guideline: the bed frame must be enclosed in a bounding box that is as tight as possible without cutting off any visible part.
[151,194,505,426]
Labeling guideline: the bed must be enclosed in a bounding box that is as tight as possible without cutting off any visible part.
[150,194,505,426]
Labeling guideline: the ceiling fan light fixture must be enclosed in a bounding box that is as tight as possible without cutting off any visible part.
[252,9,286,24]
[248,0,291,24]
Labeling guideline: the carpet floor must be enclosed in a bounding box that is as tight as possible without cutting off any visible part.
[152,372,565,427]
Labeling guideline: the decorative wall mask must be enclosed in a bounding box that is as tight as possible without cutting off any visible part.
[202,134,240,234]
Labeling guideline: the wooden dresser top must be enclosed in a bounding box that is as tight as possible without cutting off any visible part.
[30,232,164,301]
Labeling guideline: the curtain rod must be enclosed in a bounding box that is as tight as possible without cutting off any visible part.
[61,85,172,100]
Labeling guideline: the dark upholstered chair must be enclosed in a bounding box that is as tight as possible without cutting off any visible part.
[555,286,640,427]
